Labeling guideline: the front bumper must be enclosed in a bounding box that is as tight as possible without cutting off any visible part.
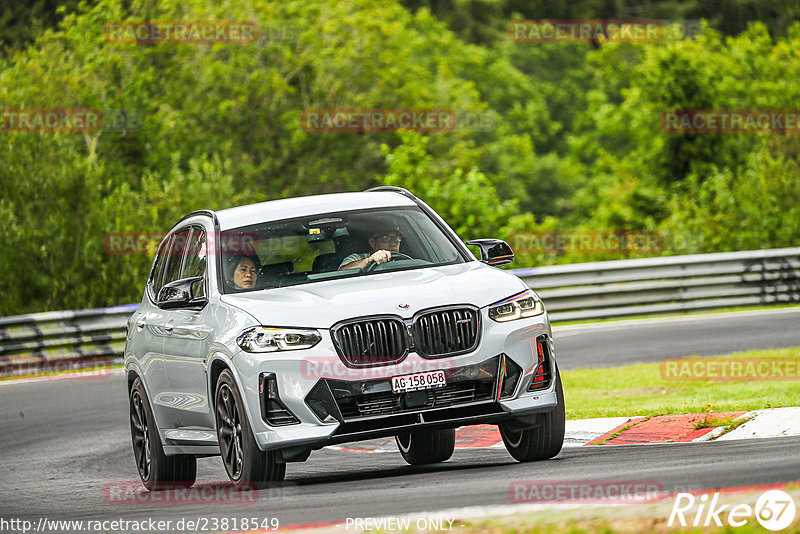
[232,311,559,452]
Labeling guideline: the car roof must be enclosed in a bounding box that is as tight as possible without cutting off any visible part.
[213,191,417,230]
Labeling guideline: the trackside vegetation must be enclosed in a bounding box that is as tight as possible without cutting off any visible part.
[563,347,800,419]
[2,1,800,315]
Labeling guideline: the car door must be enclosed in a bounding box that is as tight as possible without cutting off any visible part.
[129,234,174,428]
[160,225,215,431]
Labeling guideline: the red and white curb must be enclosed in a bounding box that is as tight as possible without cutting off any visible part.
[713,407,800,441]
[326,407,800,453]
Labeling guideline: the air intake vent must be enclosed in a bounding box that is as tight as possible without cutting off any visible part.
[320,356,502,421]
[528,335,553,391]
[335,381,493,419]
[332,317,407,368]
[413,306,480,357]
[260,373,300,426]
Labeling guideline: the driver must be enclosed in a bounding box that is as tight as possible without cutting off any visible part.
[338,220,404,271]
[224,254,261,291]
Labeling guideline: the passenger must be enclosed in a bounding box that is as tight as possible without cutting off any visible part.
[224,254,261,291]
[339,221,405,271]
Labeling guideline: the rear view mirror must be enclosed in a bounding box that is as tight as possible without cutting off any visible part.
[465,239,514,267]
[305,216,349,242]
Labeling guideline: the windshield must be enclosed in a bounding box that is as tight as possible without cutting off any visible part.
[218,206,465,293]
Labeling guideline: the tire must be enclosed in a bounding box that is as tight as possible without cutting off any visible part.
[129,377,197,490]
[214,370,285,488]
[395,428,456,465]
[499,366,565,462]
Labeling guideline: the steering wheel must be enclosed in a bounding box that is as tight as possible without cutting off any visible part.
[364,252,412,272]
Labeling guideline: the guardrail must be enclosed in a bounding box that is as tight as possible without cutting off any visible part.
[1,248,799,377]
[515,247,800,322]
[0,304,137,378]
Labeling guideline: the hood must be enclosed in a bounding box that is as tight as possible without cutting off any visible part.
[220,262,528,328]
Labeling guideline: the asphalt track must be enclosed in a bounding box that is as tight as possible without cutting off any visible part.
[1,308,800,530]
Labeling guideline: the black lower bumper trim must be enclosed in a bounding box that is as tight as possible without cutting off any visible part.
[325,401,510,444]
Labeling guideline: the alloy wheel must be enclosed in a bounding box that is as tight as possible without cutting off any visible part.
[130,391,151,481]
[216,383,243,480]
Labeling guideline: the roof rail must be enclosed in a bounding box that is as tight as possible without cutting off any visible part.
[175,209,218,227]
[364,186,418,201]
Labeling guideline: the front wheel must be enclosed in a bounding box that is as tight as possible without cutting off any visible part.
[499,367,565,462]
[215,370,285,488]
[395,428,456,465]
[129,377,196,490]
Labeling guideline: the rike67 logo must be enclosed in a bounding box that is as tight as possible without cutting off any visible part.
[669,489,797,531]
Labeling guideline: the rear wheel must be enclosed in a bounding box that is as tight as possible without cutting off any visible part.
[499,367,565,462]
[129,377,197,490]
[395,428,456,465]
[215,370,285,487]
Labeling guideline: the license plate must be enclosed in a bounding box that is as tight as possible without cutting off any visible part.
[391,370,447,393]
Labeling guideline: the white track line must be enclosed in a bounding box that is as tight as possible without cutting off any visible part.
[553,306,800,335]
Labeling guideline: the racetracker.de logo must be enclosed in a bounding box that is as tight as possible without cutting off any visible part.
[511,231,663,255]
[509,19,699,43]
[104,482,258,505]
[300,109,456,132]
[509,480,663,504]
[660,358,800,381]
[301,356,455,381]
[104,231,259,255]
[1,109,102,132]
[104,21,257,44]
[661,110,800,133]
[0,357,116,380]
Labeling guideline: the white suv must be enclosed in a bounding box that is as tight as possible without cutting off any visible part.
[125,187,564,490]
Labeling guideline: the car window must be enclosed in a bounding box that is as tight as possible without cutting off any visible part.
[149,236,172,296]
[161,228,191,289]
[219,206,464,293]
[181,228,207,298]
[182,228,207,278]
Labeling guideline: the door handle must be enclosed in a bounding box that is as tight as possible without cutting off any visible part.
[164,321,174,335]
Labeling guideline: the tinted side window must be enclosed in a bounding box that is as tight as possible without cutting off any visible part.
[182,228,207,297]
[149,236,172,296]
[161,228,191,288]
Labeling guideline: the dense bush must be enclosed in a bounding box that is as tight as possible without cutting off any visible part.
[1,0,799,314]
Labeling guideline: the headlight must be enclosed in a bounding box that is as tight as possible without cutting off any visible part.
[488,290,544,322]
[237,327,322,353]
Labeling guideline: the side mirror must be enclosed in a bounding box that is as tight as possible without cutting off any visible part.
[157,276,207,309]
[465,239,514,267]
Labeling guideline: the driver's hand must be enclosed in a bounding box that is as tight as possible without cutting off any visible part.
[369,249,392,265]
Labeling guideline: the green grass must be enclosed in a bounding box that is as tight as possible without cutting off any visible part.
[562,347,800,419]
[692,413,744,430]
[442,485,800,534]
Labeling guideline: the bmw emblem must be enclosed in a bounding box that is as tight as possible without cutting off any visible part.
[397,303,410,310]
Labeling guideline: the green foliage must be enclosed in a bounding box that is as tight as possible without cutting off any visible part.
[0,0,85,51]
[568,22,800,254]
[661,144,800,253]
[376,131,518,240]
[2,0,800,315]
[0,0,539,313]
